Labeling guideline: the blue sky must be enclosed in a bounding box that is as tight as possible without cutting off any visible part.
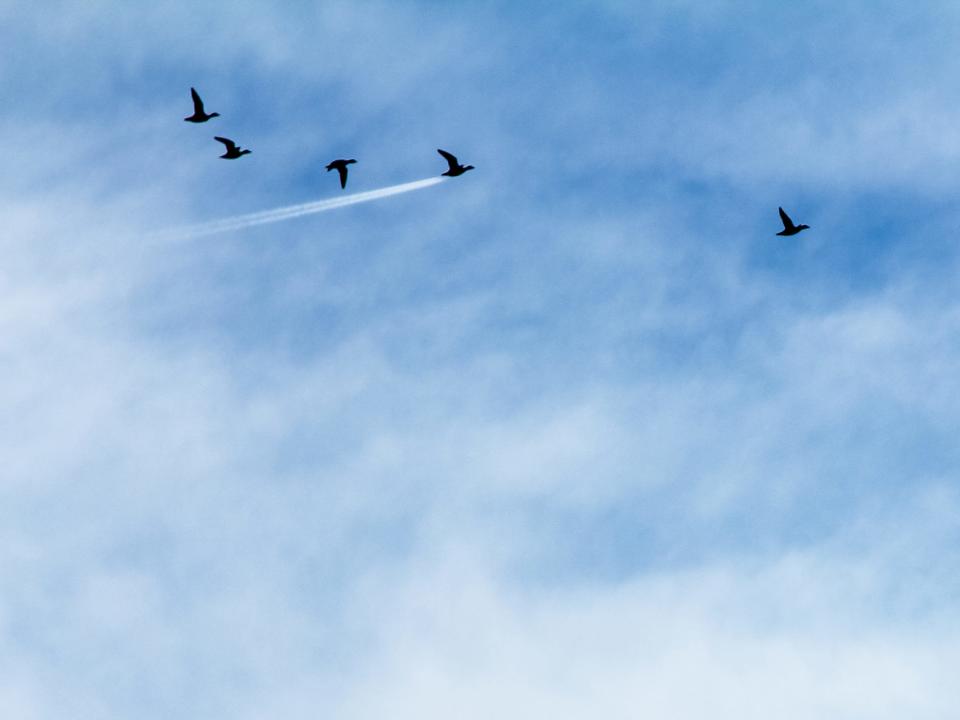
[2,2,960,717]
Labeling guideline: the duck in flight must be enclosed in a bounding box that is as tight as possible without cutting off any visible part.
[184,88,220,123]
[214,136,251,159]
[437,148,474,177]
[326,158,357,189]
[776,207,809,236]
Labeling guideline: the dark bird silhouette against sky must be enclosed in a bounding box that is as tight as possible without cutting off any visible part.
[184,88,220,123]
[776,207,809,236]
[438,148,474,177]
[214,136,251,159]
[326,158,357,189]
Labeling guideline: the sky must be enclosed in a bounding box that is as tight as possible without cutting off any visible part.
[2,1,960,717]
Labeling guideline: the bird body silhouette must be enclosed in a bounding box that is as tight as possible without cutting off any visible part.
[776,207,809,236]
[326,158,357,189]
[184,88,220,123]
[214,137,251,159]
[437,148,474,176]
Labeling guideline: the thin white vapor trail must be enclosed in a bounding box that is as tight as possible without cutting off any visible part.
[158,177,447,240]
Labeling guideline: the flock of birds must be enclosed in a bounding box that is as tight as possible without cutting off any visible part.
[184,87,475,189]
[186,87,806,235]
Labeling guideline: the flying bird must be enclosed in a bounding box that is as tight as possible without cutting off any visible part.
[776,207,809,236]
[184,87,220,123]
[326,158,357,189]
[214,136,251,159]
[437,148,474,177]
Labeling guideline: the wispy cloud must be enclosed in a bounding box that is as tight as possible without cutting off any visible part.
[157,177,446,240]
[1,2,959,719]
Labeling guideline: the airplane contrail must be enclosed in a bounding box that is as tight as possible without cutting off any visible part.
[157,176,446,240]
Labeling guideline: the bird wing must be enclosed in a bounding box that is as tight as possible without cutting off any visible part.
[437,148,458,169]
[214,136,237,151]
[337,166,348,188]
[191,87,205,114]
[778,207,795,230]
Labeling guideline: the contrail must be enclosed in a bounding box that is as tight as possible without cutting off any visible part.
[157,176,446,240]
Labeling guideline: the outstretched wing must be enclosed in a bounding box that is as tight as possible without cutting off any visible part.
[437,148,458,170]
[214,136,237,151]
[191,87,205,114]
[778,206,796,230]
[337,165,348,188]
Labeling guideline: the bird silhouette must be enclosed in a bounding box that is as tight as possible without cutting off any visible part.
[184,88,220,123]
[776,207,809,236]
[214,136,251,159]
[326,158,357,189]
[437,148,474,177]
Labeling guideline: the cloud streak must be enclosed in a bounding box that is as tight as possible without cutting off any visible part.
[156,177,447,241]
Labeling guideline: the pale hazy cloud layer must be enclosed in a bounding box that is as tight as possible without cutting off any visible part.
[1,2,959,718]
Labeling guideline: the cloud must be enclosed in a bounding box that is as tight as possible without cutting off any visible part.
[1,2,960,718]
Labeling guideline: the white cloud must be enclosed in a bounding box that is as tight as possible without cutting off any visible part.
[1,2,960,718]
